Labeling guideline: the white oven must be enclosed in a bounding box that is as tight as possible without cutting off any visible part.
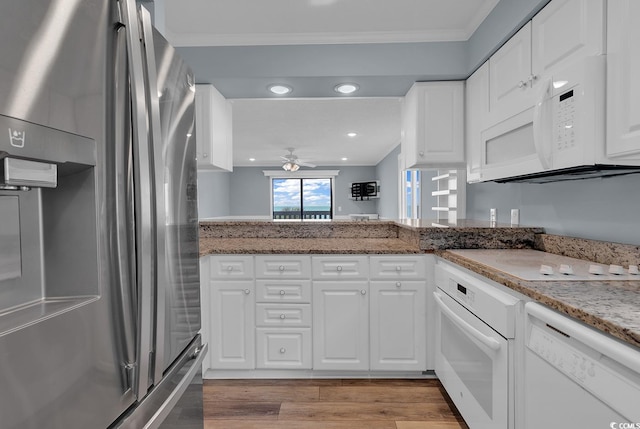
[434,259,519,429]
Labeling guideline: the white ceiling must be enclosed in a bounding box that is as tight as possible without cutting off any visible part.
[157,0,501,167]
[232,97,402,167]
[163,0,499,46]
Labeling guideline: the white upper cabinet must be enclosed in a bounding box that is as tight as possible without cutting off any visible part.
[195,84,233,171]
[487,0,605,127]
[465,61,489,183]
[531,0,605,78]
[488,22,534,124]
[402,81,465,169]
[606,0,640,158]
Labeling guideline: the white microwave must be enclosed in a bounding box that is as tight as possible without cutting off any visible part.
[479,56,640,183]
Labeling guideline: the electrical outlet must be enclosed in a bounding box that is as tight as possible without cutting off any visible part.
[511,209,520,225]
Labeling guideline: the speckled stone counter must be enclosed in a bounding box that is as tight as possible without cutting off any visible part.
[200,237,421,256]
[199,219,544,254]
[438,249,640,350]
[395,219,544,250]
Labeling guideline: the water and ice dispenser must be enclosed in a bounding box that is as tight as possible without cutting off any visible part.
[0,113,98,332]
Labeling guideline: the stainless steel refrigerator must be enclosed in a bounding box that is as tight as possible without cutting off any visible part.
[0,1,206,428]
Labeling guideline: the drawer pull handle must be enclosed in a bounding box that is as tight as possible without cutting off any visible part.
[226,266,233,272]
[396,266,401,271]
[336,266,343,272]
[279,265,285,271]
[244,289,250,295]
[280,348,286,354]
[361,289,367,295]
[280,314,286,319]
[396,282,401,288]
[279,290,286,295]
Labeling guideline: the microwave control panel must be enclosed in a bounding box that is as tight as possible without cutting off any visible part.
[554,89,576,152]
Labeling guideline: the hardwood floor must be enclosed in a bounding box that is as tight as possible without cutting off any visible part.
[203,379,469,429]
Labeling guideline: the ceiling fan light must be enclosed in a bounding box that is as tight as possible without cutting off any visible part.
[282,162,293,171]
[290,163,300,172]
[334,83,359,94]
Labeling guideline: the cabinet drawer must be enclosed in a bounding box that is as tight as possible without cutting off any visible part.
[256,303,311,327]
[312,255,369,280]
[369,255,426,280]
[255,255,311,278]
[256,279,311,303]
[209,255,254,279]
[256,328,312,369]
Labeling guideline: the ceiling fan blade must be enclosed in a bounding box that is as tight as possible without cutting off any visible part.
[297,161,316,168]
[280,156,291,162]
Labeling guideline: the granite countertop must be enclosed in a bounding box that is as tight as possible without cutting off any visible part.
[438,250,640,350]
[199,237,421,256]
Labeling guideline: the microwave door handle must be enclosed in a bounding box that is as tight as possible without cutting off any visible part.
[433,292,501,352]
[532,78,553,170]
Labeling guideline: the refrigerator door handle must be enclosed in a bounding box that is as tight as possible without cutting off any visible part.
[120,0,156,400]
[138,7,168,386]
[113,20,137,392]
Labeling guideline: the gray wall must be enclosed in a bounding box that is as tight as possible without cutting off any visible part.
[197,171,231,218]
[466,175,640,246]
[375,145,401,219]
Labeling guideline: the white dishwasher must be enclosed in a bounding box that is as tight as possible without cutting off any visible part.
[523,302,640,428]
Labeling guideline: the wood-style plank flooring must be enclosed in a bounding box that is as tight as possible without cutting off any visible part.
[203,379,469,429]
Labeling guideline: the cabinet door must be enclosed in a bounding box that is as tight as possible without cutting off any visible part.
[209,280,255,369]
[532,0,605,78]
[312,281,369,370]
[606,0,640,157]
[489,22,533,124]
[370,281,426,371]
[403,82,465,168]
[195,84,232,171]
[465,62,489,183]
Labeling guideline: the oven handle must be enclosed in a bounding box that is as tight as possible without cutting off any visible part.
[433,292,501,352]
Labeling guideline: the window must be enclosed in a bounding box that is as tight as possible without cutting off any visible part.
[401,170,421,219]
[272,178,333,220]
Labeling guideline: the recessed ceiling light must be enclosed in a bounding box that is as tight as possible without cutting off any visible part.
[341,157,348,161]
[334,83,359,94]
[268,84,292,95]
[249,158,256,162]
[347,132,357,137]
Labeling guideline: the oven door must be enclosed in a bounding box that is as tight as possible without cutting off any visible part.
[434,290,510,429]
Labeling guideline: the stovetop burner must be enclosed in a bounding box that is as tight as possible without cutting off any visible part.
[448,249,639,281]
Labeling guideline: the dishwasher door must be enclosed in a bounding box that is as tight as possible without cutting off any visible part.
[522,302,640,428]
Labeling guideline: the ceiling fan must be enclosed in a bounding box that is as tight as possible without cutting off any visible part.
[280,148,316,171]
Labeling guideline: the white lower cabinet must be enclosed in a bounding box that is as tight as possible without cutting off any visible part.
[255,255,312,369]
[370,280,426,371]
[312,281,370,370]
[209,280,255,369]
[203,254,430,375]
